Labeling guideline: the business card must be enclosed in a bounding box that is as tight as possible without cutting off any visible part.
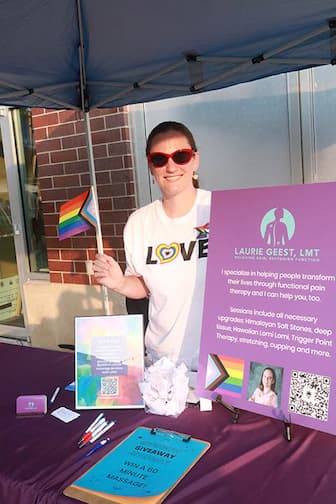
[51,407,80,423]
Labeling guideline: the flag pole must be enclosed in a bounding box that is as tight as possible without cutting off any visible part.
[84,111,111,316]
[77,0,110,315]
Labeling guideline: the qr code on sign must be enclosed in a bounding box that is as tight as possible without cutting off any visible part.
[288,370,330,421]
[101,376,119,396]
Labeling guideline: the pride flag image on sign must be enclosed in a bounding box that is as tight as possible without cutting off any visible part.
[58,188,97,240]
[205,354,244,398]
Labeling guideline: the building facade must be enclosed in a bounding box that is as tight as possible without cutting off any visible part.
[0,106,135,348]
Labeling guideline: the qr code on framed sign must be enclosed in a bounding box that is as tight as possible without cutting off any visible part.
[288,370,330,421]
[101,376,119,396]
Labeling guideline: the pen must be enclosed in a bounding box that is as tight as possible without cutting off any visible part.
[89,420,116,444]
[81,438,111,459]
[84,412,104,434]
[79,417,107,442]
[78,419,108,447]
[50,386,61,404]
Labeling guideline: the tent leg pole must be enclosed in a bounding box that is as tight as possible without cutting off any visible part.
[83,111,111,316]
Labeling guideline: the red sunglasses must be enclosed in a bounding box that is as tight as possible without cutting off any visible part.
[147,148,194,168]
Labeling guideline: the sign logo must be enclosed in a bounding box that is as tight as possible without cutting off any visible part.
[260,208,295,246]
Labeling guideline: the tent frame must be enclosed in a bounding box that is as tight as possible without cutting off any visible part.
[0,12,334,111]
[1,2,335,314]
[77,0,110,314]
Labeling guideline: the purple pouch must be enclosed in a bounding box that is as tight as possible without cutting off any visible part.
[16,395,47,416]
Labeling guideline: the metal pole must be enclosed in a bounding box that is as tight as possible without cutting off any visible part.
[83,112,111,315]
[77,0,110,315]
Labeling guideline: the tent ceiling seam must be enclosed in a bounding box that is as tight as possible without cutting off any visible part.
[92,59,187,108]
[193,20,332,92]
[329,18,336,64]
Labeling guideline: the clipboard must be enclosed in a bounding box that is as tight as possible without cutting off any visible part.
[64,426,210,504]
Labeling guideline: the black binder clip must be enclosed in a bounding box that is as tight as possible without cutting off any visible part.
[283,415,292,442]
[150,428,191,442]
[216,394,240,424]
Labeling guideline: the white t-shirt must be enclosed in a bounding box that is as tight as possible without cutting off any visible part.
[124,189,211,370]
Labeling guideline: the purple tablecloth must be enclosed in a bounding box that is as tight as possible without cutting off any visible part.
[1,342,336,504]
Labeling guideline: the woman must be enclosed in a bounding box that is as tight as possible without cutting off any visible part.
[248,367,278,408]
[93,121,211,372]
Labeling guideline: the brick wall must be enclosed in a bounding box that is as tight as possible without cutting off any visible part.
[32,108,136,285]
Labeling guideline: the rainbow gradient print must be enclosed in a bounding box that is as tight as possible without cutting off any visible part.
[205,354,244,397]
[58,188,97,240]
[75,315,144,409]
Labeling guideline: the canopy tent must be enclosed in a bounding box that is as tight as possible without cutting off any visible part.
[1,0,335,313]
[0,0,335,111]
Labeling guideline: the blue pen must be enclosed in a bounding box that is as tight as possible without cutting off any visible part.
[81,437,111,459]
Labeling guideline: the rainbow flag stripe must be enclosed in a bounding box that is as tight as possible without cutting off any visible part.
[58,190,97,240]
[80,190,97,227]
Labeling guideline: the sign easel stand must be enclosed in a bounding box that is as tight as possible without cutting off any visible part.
[283,415,292,442]
[216,394,292,441]
[216,394,240,424]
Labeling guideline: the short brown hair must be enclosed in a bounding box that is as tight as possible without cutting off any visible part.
[146,121,197,155]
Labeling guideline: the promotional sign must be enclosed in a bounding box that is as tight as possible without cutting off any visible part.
[196,182,336,434]
[75,315,145,409]
[0,275,20,321]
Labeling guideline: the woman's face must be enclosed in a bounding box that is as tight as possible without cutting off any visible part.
[147,131,199,201]
[262,369,274,389]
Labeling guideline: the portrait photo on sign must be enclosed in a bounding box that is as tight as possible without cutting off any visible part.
[247,362,283,408]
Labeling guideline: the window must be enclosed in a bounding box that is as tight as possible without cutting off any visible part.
[11,109,49,273]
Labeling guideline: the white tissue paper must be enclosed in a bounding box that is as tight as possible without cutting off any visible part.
[139,357,189,416]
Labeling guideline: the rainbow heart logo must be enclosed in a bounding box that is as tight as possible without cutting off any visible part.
[156,243,179,264]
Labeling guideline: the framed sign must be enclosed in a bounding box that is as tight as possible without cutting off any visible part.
[197,182,336,435]
[75,315,145,409]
